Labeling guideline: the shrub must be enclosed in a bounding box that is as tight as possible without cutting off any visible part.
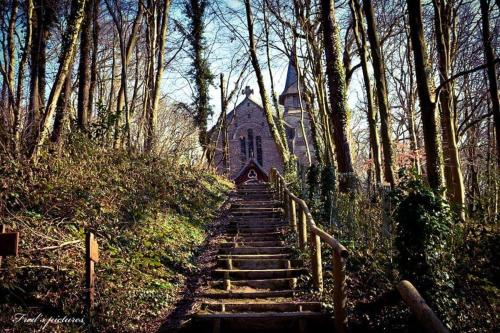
[392,170,458,325]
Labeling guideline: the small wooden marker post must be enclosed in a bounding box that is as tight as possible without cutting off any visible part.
[0,225,19,268]
[85,232,99,328]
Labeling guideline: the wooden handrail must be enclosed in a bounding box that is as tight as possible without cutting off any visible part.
[269,168,348,333]
[397,280,449,333]
[269,169,448,333]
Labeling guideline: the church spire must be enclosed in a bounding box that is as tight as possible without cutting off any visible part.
[279,50,302,106]
[282,49,298,93]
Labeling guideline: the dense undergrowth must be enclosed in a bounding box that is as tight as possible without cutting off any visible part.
[303,167,498,332]
[0,140,232,332]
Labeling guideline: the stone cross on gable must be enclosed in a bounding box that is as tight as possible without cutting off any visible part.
[242,86,254,98]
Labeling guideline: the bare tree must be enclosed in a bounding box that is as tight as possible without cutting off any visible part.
[407,0,445,192]
[320,0,356,192]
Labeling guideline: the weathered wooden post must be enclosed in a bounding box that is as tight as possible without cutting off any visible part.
[298,208,307,250]
[0,225,19,268]
[85,232,99,327]
[309,231,323,291]
[223,271,231,291]
[283,191,289,220]
[289,197,297,231]
[332,250,347,333]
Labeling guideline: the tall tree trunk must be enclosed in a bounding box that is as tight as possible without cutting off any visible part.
[186,0,212,154]
[433,0,465,214]
[293,43,312,166]
[87,0,99,124]
[28,0,88,162]
[362,0,396,188]
[350,0,382,184]
[51,66,73,146]
[220,74,229,174]
[263,1,289,150]
[77,0,93,131]
[480,0,500,167]
[144,0,172,153]
[106,0,144,149]
[5,0,18,148]
[14,0,33,153]
[407,0,445,192]
[26,0,54,155]
[320,0,356,192]
[244,0,290,164]
[405,26,422,174]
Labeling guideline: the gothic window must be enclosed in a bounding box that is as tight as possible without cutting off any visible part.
[239,136,246,165]
[256,136,263,166]
[247,129,254,158]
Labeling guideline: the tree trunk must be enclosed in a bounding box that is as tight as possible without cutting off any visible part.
[26,0,54,155]
[87,0,99,124]
[28,0,88,162]
[350,0,382,184]
[433,0,465,213]
[14,0,34,153]
[405,26,422,174]
[186,0,212,153]
[244,0,290,164]
[144,0,172,153]
[362,0,396,188]
[51,66,73,146]
[77,0,93,131]
[480,0,500,168]
[220,74,229,174]
[407,0,445,192]
[263,1,289,151]
[320,0,356,192]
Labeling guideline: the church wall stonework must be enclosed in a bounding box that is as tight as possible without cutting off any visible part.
[214,93,284,179]
[213,56,316,182]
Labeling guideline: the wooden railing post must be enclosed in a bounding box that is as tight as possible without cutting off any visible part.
[85,232,99,328]
[333,251,347,333]
[298,208,307,250]
[289,198,297,231]
[283,191,289,220]
[310,232,323,291]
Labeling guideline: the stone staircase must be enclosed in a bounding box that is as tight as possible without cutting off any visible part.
[186,182,334,333]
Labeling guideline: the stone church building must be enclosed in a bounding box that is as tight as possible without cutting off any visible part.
[213,57,315,184]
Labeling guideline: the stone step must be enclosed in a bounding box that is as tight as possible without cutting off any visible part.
[232,201,280,208]
[219,241,285,248]
[214,268,306,280]
[217,254,291,260]
[224,230,284,237]
[231,208,282,213]
[225,226,288,234]
[190,313,334,333]
[201,289,296,299]
[228,223,287,230]
[209,277,298,290]
[217,258,302,270]
[223,235,282,242]
[218,246,291,255]
[200,301,322,313]
[230,216,285,222]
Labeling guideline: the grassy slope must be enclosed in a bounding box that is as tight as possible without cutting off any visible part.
[0,143,232,332]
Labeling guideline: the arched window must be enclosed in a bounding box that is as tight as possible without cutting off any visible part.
[239,136,246,165]
[247,129,254,158]
[256,136,263,166]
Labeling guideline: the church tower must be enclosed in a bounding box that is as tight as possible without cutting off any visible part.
[278,53,315,167]
[278,51,306,113]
